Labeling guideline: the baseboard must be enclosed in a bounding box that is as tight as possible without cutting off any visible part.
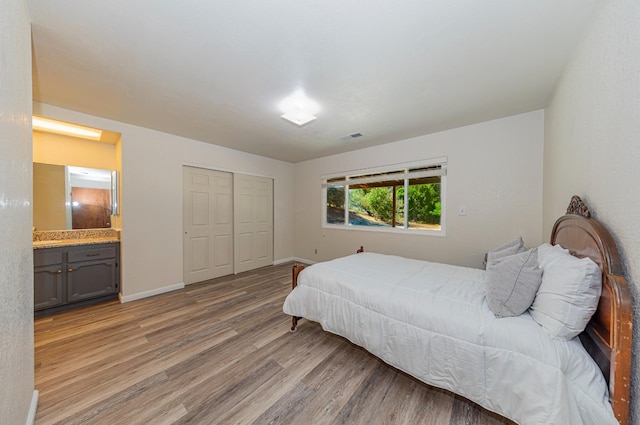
[274,257,315,265]
[273,257,305,265]
[119,282,185,303]
[292,257,315,265]
[26,390,38,425]
[273,257,293,265]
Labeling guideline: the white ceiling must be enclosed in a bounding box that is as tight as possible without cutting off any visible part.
[28,1,599,163]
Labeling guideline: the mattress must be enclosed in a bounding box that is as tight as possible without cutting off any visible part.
[282,252,617,425]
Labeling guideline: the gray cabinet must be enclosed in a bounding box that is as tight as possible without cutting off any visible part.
[34,250,64,310]
[34,243,120,315]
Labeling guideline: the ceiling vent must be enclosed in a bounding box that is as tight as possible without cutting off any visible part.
[340,133,363,141]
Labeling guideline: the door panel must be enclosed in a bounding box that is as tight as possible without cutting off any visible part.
[239,195,252,222]
[256,230,269,260]
[216,194,232,224]
[234,174,273,273]
[183,166,233,284]
[237,232,253,263]
[189,237,210,272]
[191,192,210,225]
[256,196,269,222]
[214,235,232,268]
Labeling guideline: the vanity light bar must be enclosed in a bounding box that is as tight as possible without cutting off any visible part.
[32,116,103,141]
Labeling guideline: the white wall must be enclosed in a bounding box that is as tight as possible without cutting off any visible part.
[0,0,36,423]
[33,103,294,299]
[544,1,640,423]
[293,111,544,268]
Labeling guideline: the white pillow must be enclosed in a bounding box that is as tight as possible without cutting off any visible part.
[535,243,553,266]
[529,245,602,340]
[537,243,569,268]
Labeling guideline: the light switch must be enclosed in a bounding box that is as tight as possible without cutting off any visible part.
[458,206,467,216]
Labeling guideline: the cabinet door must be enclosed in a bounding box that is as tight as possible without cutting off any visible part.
[34,265,64,310]
[66,258,118,302]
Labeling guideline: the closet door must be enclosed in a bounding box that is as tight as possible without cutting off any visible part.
[234,174,273,273]
[183,166,233,284]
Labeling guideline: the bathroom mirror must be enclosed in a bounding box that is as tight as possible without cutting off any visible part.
[33,162,117,231]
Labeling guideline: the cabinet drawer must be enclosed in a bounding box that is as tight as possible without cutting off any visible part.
[68,246,117,263]
[34,250,63,267]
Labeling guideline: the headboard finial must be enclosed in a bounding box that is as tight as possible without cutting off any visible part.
[566,195,591,218]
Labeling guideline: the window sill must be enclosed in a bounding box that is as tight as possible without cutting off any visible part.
[322,223,446,237]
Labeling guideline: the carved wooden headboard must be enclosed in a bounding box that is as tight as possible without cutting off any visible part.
[551,196,632,425]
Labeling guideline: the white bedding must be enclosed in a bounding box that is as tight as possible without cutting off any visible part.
[282,252,617,425]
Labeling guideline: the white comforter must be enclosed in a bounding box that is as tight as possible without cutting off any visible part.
[283,253,617,425]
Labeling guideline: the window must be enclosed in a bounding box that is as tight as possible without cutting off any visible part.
[323,159,446,234]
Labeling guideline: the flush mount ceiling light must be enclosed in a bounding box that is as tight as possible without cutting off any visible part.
[32,116,103,141]
[281,108,317,126]
[279,89,319,126]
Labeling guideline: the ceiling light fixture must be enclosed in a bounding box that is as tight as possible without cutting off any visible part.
[281,108,317,126]
[32,116,103,141]
[279,89,319,126]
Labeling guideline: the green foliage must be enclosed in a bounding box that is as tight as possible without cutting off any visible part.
[347,183,441,226]
[407,183,441,224]
[366,188,393,221]
[348,188,370,215]
[326,186,345,208]
[349,187,394,220]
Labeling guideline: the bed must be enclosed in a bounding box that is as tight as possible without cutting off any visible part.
[283,196,632,425]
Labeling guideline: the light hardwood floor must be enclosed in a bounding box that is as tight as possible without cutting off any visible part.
[34,263,515,425]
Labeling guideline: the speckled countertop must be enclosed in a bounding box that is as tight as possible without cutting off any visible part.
[33,229,120,249]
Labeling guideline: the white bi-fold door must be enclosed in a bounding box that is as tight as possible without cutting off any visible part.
[183,167,273,284]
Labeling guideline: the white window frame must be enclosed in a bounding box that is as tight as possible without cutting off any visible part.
[321,157,447,236]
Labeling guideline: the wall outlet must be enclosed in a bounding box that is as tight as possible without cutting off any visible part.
[458,206,467,216]
[314,248,318,254]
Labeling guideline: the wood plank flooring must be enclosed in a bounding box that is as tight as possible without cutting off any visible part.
[34,263,516,425]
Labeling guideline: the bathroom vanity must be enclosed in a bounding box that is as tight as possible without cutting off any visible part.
[33,230,120,315]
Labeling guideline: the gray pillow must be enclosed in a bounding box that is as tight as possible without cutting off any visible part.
[486,237,526,263]
[485,248,542,318]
